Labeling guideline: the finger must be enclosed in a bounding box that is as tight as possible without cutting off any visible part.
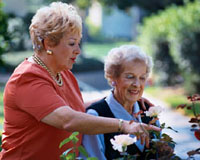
[139,98,146,110]
[145,136,149,148]
[136,134,140,141]
[139,123,150,136]
[140,134,145,145]
[145,124,162,132]
[142,97,154,107]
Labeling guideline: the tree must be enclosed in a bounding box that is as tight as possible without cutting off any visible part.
[99,0,192,13]
[0,2,10,68]
[43,0,192,13]
[137,1,200,93]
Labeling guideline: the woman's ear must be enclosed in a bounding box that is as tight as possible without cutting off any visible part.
[111,81,116,87]
[43,38,50,51]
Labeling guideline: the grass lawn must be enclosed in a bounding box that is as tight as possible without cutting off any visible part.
[82,41,134,60]
[3,41,134,66]
[145,86,200,116]
[2,50,33,66]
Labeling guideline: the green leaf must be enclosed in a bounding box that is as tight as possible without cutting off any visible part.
[71,132,79,137]
[62,148,73,156]
[66,153,76,160]
[60,155,66,160]
[166,126,178,133]
[160,123,166,129]
[86,157,98,160]
[78,146,89,157]
[71,136,79,144]
[59,138,72,148]
[59,132,80,148]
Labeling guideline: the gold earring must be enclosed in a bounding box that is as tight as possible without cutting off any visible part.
[47,50,53,55]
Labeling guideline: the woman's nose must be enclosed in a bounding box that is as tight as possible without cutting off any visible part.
[132,78,140,87]
[75,45,81,55]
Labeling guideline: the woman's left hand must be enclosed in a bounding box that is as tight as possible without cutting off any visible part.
[139,97,154,110]
[123,121,162,148]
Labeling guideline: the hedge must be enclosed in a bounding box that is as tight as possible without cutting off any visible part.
[137,1,200,94]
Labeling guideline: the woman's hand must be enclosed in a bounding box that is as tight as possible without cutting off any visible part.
[123,121,161,148]
[139,97,154,110]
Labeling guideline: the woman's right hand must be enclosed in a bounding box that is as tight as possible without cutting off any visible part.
[123,121,162,148]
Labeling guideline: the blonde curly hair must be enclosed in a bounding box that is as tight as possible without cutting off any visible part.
[29,2,82,52]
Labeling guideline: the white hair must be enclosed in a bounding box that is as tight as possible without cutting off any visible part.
[104,45,153,86]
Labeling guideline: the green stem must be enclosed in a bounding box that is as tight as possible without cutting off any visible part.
[191,101,200,128]
[73,142,76,160]
[192,101,197,117]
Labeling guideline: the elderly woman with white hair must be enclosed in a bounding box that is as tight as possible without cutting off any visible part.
[82,45,162,159]
[0,2,161,160]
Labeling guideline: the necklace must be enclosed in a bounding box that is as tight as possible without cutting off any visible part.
[33,55,63,87]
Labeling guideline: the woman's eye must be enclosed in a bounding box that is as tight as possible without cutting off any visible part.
[140,77,146,81]
[126,75,134,79]
[69,42,75,46]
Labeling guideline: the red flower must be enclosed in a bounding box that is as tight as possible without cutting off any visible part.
[194,129,200,141]
[187,94,200,102]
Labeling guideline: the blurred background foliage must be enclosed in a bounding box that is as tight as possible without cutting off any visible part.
[137,0,200,94]
[0,0,200,154]
[0,2,10,68]
[41,0,191,11]
[0,0,200,106]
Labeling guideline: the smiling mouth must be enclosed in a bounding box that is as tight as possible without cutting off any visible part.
[71,58,76,62]
[129,90,139,95]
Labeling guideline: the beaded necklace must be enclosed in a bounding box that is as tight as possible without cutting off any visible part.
[33,55,63,87]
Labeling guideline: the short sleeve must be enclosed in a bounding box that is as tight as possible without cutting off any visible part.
[15,73,67,121]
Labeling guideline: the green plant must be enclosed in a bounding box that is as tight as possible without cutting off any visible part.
[176,94,200,158]
[59,132,98,160]
[111,106,180,159]
[144,106,179,159]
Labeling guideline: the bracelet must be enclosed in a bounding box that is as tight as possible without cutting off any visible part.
[118,119,124,132]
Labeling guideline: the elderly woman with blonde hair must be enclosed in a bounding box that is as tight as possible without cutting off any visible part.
[0,2,161,160]
[82,45,162,159]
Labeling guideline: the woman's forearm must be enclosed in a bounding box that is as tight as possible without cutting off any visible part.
[41,105,121,134]
[41,105,161,136]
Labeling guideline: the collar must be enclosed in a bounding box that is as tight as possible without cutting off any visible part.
[105,91,141,122]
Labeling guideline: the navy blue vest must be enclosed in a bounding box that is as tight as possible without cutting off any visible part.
[87,98,154,160]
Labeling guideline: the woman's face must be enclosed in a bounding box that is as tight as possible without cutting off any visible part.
[50,32,81,71]
[114,60,147,106]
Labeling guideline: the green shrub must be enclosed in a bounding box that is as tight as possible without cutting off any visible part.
[138,1,200,94]
[0,2,9,67]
